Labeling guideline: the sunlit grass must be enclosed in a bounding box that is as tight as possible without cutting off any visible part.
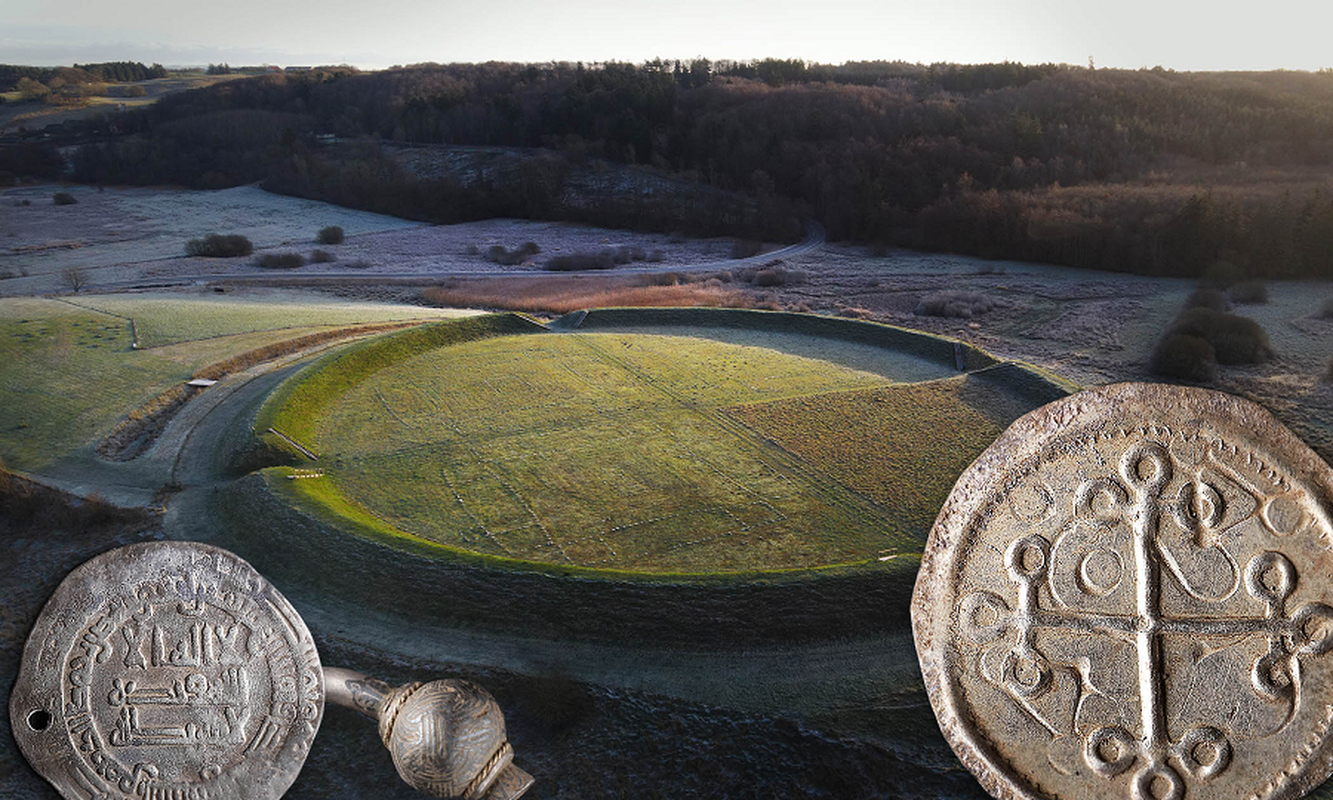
[270,322,979,572]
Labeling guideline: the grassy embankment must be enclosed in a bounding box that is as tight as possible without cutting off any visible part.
[240,309,1071,643]
[258,310,1071,574]
[0,295,466,472]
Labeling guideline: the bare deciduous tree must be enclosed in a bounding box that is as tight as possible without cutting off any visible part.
[61,267,88,293]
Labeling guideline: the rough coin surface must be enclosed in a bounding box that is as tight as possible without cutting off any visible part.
[9,540,323,800]
[913,383,1333,800]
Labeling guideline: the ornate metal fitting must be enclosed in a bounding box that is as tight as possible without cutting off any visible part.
[9,541,322,800]
[10,541,532,800]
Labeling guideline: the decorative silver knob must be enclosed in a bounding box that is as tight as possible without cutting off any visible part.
[324,668,534,800]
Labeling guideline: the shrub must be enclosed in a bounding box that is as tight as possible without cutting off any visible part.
[730,239,762,259]
[1326,357,1333,383]
[1151,334,1218,382]
[186,234,253,258]
[647,249,665,262]
[543,250,615,271]
[484,242,541,266]
[256,252,305,269]
[317,225,345,244]
[345,259,372,269]
[1320,298,1333,319]
[464,244,480,256]
[1185,287,1230,312]
[915,290,999,318]
[310,249,336,263]
[52,191,77,205]
[1228,280,1268,304]
[1169,307,1273,364]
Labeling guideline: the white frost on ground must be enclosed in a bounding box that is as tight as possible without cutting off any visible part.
[0,185,755,295]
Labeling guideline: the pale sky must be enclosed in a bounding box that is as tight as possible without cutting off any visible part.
[2,0,1331,71]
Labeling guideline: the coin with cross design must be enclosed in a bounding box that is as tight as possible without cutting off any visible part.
[913,383,1333,800]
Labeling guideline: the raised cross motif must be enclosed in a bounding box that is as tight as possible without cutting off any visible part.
[958,439,1333,800]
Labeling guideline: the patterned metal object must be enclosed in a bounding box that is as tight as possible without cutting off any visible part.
[326,668,534,800]
[913,383,1333,800]
[11,541,533,800]
[9,540,323,800]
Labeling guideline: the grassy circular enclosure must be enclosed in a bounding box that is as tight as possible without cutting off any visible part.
[255,310,1072,576]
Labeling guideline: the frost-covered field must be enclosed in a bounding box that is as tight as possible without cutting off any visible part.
[0,185,752,295]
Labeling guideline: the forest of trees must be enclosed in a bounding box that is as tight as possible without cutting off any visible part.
[19,58,1333,278]
[0,61,166,92]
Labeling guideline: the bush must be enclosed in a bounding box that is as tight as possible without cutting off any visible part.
[544,250,616,271]
[1151,334,1218,382]
[464,244,480,255]
[186,233,253,258]
[1228,280,1268,304]
[310,249,336,263]
[915,290,999,318]
[317,225,345,245]
[647,249,665,262]
[1320,298,1333,319]
[484,241,541,266]
[1168,307,1273,364]
[1185,287,1230,312]
[52,192,77,205]
[1326,358,1333,383]
[256,252,305,269]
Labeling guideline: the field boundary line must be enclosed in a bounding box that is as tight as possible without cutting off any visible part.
[46,296,140,347]
[267,427,319,460]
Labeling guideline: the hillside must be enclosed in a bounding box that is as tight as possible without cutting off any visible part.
[1,60,1327,279]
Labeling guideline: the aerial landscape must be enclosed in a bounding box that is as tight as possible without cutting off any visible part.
[5,2,1333,798]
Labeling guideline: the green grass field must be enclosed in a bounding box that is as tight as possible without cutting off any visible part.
[726,371,1056,537]
[269,315,1060,574]
[0,296,471,472]
[63,293,467,347]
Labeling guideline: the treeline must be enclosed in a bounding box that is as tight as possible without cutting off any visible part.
[260,144,800,240]
[41,60,1333,277]
[0,61,165,91]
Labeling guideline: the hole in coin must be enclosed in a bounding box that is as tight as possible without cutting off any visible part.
[27,709,51,731]
[1020,546,1044,573]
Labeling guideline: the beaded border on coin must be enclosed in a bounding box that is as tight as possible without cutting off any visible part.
[913,383,1333,800]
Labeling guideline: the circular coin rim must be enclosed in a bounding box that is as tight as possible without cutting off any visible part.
[911,382,1333,800]
[8,539,325,800]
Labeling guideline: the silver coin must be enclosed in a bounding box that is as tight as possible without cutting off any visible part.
[913,383,1333,800]
[10,541,323,800]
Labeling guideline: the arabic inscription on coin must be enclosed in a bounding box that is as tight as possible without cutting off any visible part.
[10,541,323,800]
